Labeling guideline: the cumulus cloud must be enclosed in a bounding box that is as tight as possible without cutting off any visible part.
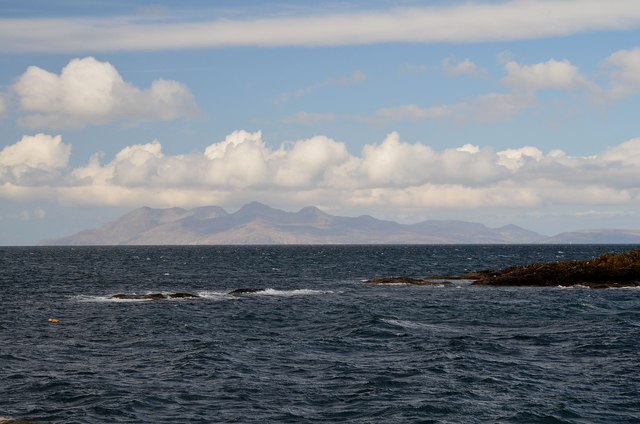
[1,0,640,52]
[602,47,640,99]
[3,130,640,215]
[12,57,198,129]
[442,58,483,77]
[502,59,589,91]
[0,134,69,169]
[274,136,350,187]
[0,134,71,184]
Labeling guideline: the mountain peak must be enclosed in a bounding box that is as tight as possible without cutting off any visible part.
[238,201,275,213]
[297,206,327,216]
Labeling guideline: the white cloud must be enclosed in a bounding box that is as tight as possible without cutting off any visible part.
[497,146,544,171]
[370,104,453,122]
[502,59,589,91]
[0,94,6,116]
[602,47,640,99]
[2,131,640,215]
[442,58,482,77]
[0,134,70,169]
[0,134,71,184]
[1,1,640,52]
[274,136,350,187]
[370,92,534,124]
[599,138,640,164]
[369,56,594,124]
[12,57,198,129]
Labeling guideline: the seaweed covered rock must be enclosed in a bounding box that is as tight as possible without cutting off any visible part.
[469,249,640,288]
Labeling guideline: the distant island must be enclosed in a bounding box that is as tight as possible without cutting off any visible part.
[367,249,640,289]
[38,202,640,245]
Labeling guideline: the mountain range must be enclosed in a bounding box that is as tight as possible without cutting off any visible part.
[38,202,640,245]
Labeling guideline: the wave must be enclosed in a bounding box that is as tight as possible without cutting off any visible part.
[249,288,333,297]
[73,288,333,302]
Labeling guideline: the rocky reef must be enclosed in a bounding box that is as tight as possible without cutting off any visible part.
[467,249,640,289]
[110,289,269,300]
[366,249,640,289]
[227,288,267,295]
[111,292,200,300]
[365,277,452,286]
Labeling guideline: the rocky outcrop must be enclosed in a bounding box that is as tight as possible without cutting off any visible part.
[111,292,200,300]
[227,288,267,295]
[365,277,452,286]
[366,249,640,289]
[468,249,640,289]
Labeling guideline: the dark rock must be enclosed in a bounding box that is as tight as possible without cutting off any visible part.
[0,419,45,424]
[111,292,200,300]
[468,249,640,289]
[365,276,451,286]
[167,292,200,299]
[228,288,267,295]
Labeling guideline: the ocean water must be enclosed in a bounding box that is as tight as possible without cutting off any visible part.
[1,245,639,423]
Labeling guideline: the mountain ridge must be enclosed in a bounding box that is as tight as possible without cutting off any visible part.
[37,202,640,245]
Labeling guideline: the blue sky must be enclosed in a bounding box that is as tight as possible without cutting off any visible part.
[1,0,640,244]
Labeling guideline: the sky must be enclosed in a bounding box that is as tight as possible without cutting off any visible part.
[1,0,640,245]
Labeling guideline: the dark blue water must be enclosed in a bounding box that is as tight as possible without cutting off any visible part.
[1,245,639,423]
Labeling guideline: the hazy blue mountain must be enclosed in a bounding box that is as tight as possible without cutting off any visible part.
[39,202,550,245]
[539,229,640,244]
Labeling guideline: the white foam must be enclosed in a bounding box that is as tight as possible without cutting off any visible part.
[557,284,590,289]
[197,291,234,300]
[74,292,207,303]
[74,294,133,303]
[73,289,333,303]
[253,288,333,297]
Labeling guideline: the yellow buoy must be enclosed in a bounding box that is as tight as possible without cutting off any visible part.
[48,318,60,323]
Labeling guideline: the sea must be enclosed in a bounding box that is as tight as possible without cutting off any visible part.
[1,244,639,423]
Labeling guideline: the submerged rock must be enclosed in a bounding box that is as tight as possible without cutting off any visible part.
[468,249,640,289]
[228,288,267,295]
[365,276,452,286]
[111,292,200,300]
[0,419,45,424]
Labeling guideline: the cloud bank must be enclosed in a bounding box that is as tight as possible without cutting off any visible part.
[1,0,640,52]
[12,57,198,129]
[1,130,639,215]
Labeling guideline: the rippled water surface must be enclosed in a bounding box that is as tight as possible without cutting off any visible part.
[1,245,640,423]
